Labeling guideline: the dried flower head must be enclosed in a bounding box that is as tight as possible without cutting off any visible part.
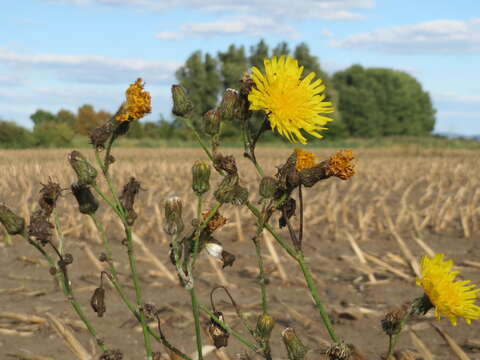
[248,56,334,144]
[208,311,229,349]
[381,304,409,336]
[120,177,141,225]
[116,78,151,122]
[294,149,316,171]
[416,253,480,325]
[327,149,355,180]
[203,211,227,233]
[326,342,351,360]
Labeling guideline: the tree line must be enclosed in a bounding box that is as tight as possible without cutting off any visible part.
[0,41,436,148]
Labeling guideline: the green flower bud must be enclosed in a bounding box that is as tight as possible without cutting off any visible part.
[259,176,278,198]
[218,88,239,122]
[192,161,211,195]
[282,327,308,360]
[171,85,194,116]
[71,183,99,215]
[68,151,97,186]
[163,196,184,236]
[214,176,248,205]
[0,204,25,235]
[256,313,275,341]
[203,109,221,136]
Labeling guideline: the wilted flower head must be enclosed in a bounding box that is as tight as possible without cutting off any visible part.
[294,149,316,171]
[327,149,355,180]
[248,56,334,144]
[416,253,480,325]
[116,78,151,122]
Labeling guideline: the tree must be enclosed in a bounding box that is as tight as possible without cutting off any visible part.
[30,110,58,126]
[249,39,269,70]
[272,41,290,57]
[57,109,77,129]
[333,65,436,137]
[74,105,111,135]
[175,51,221,117]
[218,45,248,91]
[294,42,348,139]
[0,120,34,148]
[33,121,74,147]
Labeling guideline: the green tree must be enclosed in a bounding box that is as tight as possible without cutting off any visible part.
[57,109,77,129]
[218,44,248,91]
[175,51,221,117]
[333,65,436,137]
[0,120,34,148]
[249,39,269,70]
[33,121,74,147]
[30,109,58,126]
[272,41,290,57]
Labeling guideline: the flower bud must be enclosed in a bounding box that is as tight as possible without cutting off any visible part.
[214,176,248,206]
[163,196,184,236]
[256,313,275,341]
[259,176,278,198]
[192,161,211,195]
[203,109,221,136]
[68,151,97,186]
[282,327,308,360]
[219,88,239,122]
[171,85,194,116]
[71,183,99,215]
[0,204,25,235]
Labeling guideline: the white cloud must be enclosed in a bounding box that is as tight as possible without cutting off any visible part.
[0,48,180,84]
[156,16,298,40]
[46,0,373,21]
[330,18,480,53]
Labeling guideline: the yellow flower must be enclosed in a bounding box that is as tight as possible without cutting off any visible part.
[116,78,151,122]
[416,253,480,325]
[294,149,316,171]
[248,56,334,144]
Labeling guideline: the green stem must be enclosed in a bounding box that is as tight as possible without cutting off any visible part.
[21,232,108,352]
[253,234,268,314]
[94,150,124,217]
[199,304,259,353]
[189,287,204,360]
[181,116,214,162]
[296,254,338,343]
[124,225,153,360]
[92,183,123,218]
[53,211,65,255]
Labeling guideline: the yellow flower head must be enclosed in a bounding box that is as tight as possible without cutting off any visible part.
[116,78,152,122]
[294,149,316,171]
[248,56,334,144]
[416,253,480,325]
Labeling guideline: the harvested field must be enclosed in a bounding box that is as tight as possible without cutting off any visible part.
[0,147,479,359]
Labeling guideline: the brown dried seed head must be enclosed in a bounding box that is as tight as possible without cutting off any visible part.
[326,342,351,360]
[381,304,408,336]
[208,312,229,349]
[99,349,123,360]
[38,180,62,216]
[120,177,141,226]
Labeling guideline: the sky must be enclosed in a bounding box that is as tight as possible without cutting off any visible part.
[1,0,479,135]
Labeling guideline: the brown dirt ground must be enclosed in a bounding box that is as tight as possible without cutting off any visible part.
[0,148,479,360]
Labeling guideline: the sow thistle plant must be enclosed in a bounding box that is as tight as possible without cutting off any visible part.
[1,55,479,360]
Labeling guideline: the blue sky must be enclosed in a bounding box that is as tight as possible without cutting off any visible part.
[1,0,479,135]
